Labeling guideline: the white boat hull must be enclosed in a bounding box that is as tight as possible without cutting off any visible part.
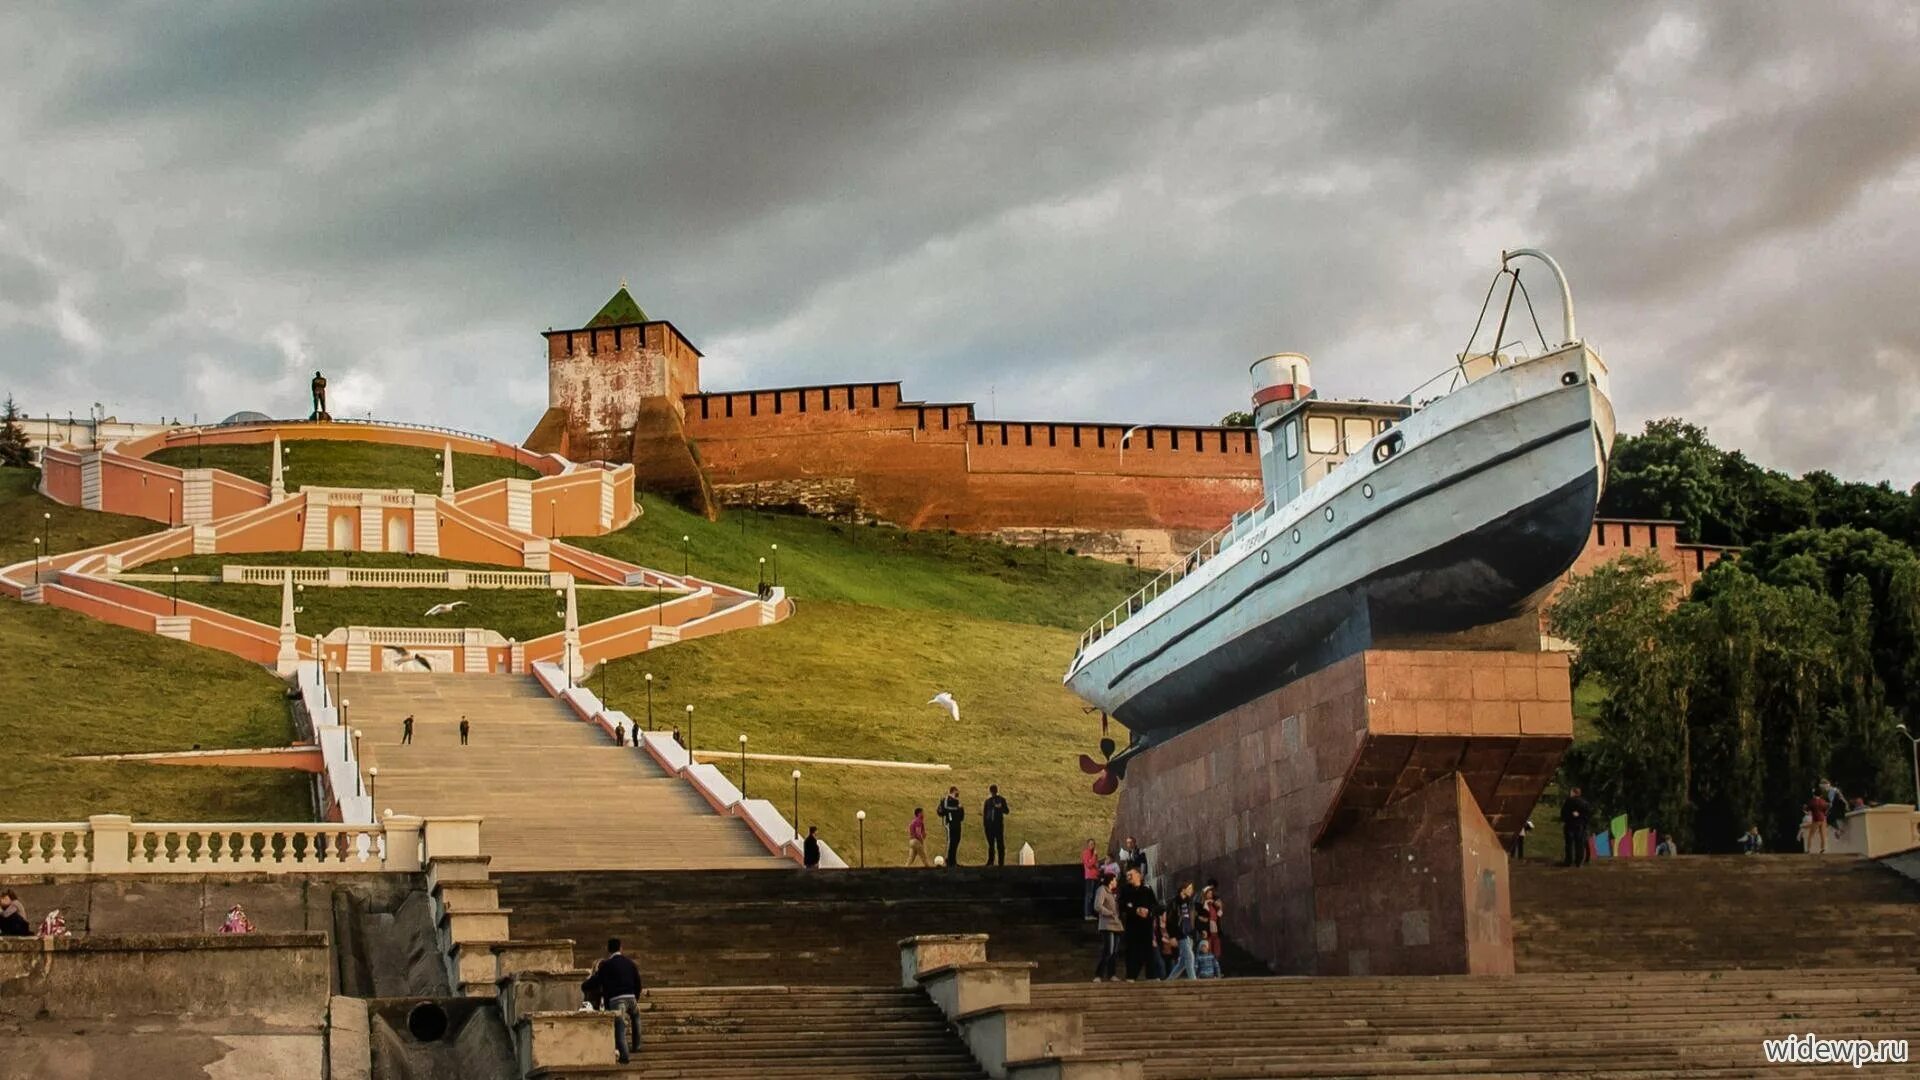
[1065,344,1612,744]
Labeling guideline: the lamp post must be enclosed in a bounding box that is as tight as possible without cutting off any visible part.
[656,579,663,624]
[790,769,801,835]
[1898,724,1920,806]
[682,534,691,577]
[770,543,780,587]
[170,565,180,615]
[757,557,766,595]
[645,673,653,727]
[856,810,866,867]
[294,584,305,634]
[351,726,363,795]
[738,734,748,797]
[599,655,609,709]
[549,498,557,538]
[41,511,50,559]
[32,536,41,582]
[684,704,694,763]
[368,766,378,807]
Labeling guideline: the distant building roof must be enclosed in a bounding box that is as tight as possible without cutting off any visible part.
[586,286,648,328]
[220,410,274,425]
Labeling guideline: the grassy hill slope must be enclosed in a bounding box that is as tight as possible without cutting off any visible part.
[0,467,309,821]
[586,495,1152,863]
[146,439,537,492]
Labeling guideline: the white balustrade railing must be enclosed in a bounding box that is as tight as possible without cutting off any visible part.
[0,814,427,875]
[364,627,472,647]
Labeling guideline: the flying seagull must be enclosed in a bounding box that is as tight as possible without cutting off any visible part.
[423,601,469,617]
[382,646,433,671]
[927,692,959,722]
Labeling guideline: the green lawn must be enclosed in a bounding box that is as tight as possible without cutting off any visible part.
[580,496,1153,861]
[2,469,308,821]
[146,439,537,492]
[1,467,163,567]
[580,494,1151,631]
[172,578,681,640]
[0,599,311,822]
[602,601,1115,864]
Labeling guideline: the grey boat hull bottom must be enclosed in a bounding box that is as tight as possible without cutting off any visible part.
[1111,464,1600,746]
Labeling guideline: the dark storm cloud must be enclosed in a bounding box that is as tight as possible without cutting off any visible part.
[1,1,1915,483]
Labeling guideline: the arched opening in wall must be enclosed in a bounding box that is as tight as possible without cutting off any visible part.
[332,514,357,551]
[387,514,411,553]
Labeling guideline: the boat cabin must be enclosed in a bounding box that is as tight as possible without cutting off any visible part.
[1249,353,1410,504]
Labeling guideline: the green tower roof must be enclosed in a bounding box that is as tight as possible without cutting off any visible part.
[585,286,648,328]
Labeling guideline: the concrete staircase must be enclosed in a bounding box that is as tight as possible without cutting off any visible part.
[1512,855,1920,971]
[495,981,988,1079]
[1026,970,1920,1079]
[494,867,1193,984]
[340,672,780,872]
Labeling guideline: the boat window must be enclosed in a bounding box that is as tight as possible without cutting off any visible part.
[1378,419,1394,432]
[1283,420,1299,460]
[1342,417,1372,452]
[1306,416,1340,455]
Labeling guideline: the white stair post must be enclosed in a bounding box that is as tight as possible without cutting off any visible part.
[270,435,287,503]
[276,571,300,675]
[563,580,583,683]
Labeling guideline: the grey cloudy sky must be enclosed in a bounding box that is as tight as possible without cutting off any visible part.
[2,1,1916,485]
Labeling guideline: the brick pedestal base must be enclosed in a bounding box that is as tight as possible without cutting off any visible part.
[1110,649,1571,976]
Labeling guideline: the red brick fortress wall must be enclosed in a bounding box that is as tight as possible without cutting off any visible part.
[681,382,1262,541]
[1110,649,1572,977]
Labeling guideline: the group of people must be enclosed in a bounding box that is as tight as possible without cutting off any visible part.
[1800,777,1878,853]
[906,784,1015,867]
[1082,838,1225,981]
[1,889,251,937]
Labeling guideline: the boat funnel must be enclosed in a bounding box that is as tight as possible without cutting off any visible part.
[1249,353,1312,425]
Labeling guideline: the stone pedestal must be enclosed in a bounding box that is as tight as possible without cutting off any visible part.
[1110,648,1571,977]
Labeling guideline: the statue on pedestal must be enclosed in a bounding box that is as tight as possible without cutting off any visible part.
[310,370,330,421]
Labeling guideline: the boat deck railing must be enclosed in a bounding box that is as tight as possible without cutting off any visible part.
[1073,353,1526,662]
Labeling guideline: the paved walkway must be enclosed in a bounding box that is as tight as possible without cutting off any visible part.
[343,672,780,871]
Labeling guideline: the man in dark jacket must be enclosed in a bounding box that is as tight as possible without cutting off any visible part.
[1561,787,1594,868]
[581,937,643,1063]
[937,787,965,867]
[1117,867,1159,981]
[981,785,1011,866]
[802,826,821,869]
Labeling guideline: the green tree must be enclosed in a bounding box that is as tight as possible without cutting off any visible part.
[0,395,33,469]
[1218,411,1253,428]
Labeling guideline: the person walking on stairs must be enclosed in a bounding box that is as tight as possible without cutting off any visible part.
[1163,882,1199,980]
[459,716,470,746]
[937,787,965,868]
[1560,787,1593,867]
[401,715,413,745]
[906,808,930,867]
[982,785,1011,866]
[802,826,821,869]
[582,937,643,1064]
[1092,872,1123,980]
[1118,866,1158,981]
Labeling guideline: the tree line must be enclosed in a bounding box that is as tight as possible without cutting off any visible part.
[1550,419,1920,852]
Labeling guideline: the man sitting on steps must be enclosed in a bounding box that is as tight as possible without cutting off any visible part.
[582,937,643,1064]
